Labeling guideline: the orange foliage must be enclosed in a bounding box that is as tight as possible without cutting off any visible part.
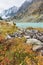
[0,38,43,65]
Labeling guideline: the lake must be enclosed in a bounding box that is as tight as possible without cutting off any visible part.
[16,22,43,28]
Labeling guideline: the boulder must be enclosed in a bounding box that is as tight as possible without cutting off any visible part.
[24,35,31,39]
[32,45,43,51]
[40,50,43,56]
[6,35,11,39]
[26,39,43,45]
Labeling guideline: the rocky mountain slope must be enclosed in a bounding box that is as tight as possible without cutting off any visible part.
[0,0,43,22]
[12,0,43,22]
[0,0,33,20]
[17,0,33,14]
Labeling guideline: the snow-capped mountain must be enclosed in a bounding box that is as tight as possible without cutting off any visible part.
[17,0,33,14]
[0,0,32,19]
[0,6,18,19]
[13,0,43,22]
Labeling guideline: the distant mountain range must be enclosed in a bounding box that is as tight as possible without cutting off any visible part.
[0,0,32,19]
[0,0,43,22]
[0,6,18,19]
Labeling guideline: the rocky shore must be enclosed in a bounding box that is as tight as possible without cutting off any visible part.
[7,29,43,42]
[5,28,43,52]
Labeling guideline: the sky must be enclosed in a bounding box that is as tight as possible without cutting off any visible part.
[0,0,31,13]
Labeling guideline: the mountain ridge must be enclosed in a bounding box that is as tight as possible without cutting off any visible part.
[0,0,43,22]
[0,6,18,19]
[12,0,43,22]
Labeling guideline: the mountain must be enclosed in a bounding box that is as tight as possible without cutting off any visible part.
[7,0,33,21]
[0,6,18,19]
[17,0,33,14]
[0,0,32,20]
[11,0,43,22]
[0,0,43,22]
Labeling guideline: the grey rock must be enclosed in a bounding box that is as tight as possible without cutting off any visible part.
[38,32,42,36]
[26,39,42,45]
[24,35,31,39]
[33,35,37,39]
[40,50,43,56]
[6,35,11,39]
[32,45,43,51]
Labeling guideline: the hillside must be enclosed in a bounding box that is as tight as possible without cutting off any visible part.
[11,0,43,22]
[0,22,43,65]
[0,21,18,38]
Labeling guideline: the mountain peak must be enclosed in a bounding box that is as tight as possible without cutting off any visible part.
[0,0,43,22]
[0,6,18,19]
[26,0,32,2]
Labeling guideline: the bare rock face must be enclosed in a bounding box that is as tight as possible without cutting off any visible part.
[12,0,43,22]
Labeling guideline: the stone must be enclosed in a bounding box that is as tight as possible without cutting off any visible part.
[33,35,37,39]
[26,39,42,45]
[32,45,43,51]
[24,35,31,39]
[6,35,11,39]
[38,32,42,36]
[40,50,43,56]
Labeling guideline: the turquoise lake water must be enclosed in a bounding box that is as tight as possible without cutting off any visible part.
[16,23,43,28]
